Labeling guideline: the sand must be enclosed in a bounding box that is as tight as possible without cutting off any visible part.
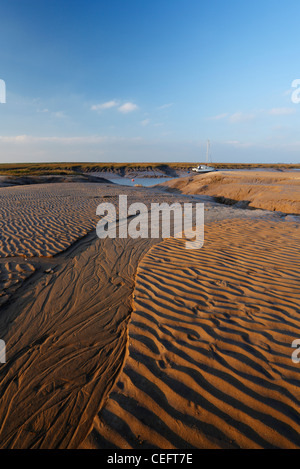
[0,176,299,449]
[158,170,300,214]
[81,219,300,449]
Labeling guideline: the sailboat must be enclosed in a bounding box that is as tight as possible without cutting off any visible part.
[192,140,216,174]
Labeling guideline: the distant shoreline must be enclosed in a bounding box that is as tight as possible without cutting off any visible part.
[0,162,299,178]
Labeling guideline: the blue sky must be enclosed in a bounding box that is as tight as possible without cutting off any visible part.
[0,0,300,163]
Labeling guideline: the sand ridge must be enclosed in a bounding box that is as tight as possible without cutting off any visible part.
[81,218,300,449]
[158,170,300,214]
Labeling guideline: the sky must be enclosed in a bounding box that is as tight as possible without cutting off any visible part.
[0,0,300,164]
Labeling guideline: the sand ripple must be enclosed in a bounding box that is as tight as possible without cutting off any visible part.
[0,183,116,257]
[82,219,300,449]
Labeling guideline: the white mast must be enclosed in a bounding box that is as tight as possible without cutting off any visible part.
[206,139,211,163]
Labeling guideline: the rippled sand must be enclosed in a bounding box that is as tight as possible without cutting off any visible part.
[0,183,113,257]
[82,219,300,449]
[0,180,299,448]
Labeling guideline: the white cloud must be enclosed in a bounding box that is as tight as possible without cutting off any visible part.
[118,102,138,113]
[229,112,256,123]
[37,108,66,118]
[208,113,228,120]
[208,107,297,124]
[207,111,256,122]
[52,111,66,119]
[0,135,145,145]
[225,140,253,148]
[141,119,150,126]
[268,107,296,115]
[91,100,119,111]
[157,103,174,110]
[90,100,139,114]
[0,135,109,144]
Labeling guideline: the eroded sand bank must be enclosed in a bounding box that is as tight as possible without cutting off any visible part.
[158,171,300,214]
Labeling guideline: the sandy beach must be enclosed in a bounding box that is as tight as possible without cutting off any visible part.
[0,172,299,449]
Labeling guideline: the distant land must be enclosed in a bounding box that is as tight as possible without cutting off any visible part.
[0,162,299,177]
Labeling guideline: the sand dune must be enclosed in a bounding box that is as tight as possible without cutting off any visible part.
[159,171,300,214]
[82,218,300,449]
